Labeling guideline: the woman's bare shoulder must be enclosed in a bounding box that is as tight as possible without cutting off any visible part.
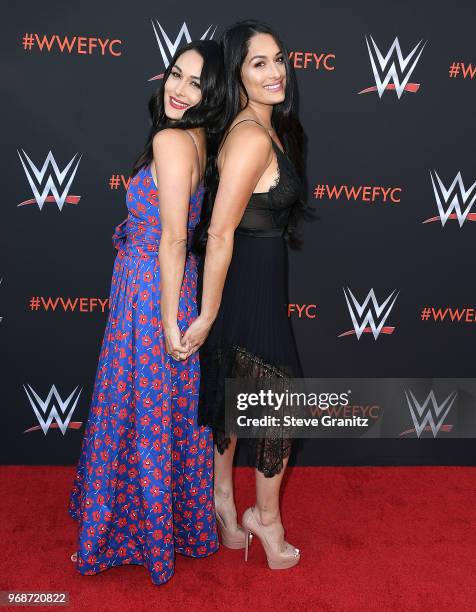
[221,117,272,159]
[152,128,198,166]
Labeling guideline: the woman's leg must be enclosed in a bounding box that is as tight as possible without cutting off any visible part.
[254,454,291,548]
[213,434,241,530]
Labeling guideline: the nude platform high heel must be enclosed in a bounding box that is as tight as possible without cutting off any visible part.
[242,506,300,570]
[216,511,252,549]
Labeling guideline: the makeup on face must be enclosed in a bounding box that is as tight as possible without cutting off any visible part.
[163,49,203,119]
[241,33,287,105]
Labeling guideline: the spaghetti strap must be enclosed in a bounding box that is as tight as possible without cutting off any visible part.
[184,129,202,179]
[218,118,267,154]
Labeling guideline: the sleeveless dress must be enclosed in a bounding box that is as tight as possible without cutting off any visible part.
[68,161,218,586]
[197,121,304,478]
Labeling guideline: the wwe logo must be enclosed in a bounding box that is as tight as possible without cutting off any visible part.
[339,288,399,340]
[149,20,218,80]
[359,35,426,98]
[17,149,82,211]
[405,389,456,438]
[423,171,476,227]
[23,384,83,435]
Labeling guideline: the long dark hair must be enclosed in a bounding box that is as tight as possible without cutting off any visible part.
[131,40,225,212]
[192,19,315,254]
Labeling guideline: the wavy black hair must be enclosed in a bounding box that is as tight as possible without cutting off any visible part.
[131,39,225,215]
[192,19,315,255]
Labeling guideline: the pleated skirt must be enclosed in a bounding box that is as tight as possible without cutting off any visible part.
[197,229,303,477]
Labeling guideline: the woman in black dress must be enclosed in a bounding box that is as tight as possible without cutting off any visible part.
[183,20,312,569]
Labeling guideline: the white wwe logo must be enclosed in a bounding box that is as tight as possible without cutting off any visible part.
[23,384,82,435]
[361,35,426,98]
[151,20,218,69]
[341,288,399,340]
[17,149,82,211]
[425,170,476,227]
[405,389,456,438]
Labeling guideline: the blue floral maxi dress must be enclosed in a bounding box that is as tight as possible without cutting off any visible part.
[68,165,219,586]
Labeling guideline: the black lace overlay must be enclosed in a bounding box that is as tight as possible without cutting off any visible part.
[198,342,295,478]
[236,140,301,234]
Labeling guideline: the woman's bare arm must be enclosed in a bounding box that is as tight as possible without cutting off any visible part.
[182,123,272,352]
[154,128,196,355]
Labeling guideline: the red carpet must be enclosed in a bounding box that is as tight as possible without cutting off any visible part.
[1,466,475,611]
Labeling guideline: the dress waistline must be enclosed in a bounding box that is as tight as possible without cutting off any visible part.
[112,217,197,259]
[235,227,285,237]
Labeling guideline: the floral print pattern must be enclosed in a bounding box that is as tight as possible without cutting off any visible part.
[68,164,218,585]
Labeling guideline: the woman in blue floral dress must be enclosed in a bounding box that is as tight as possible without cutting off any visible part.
[68,41,224,586]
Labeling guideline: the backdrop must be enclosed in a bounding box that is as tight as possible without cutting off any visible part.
[2,0,475,466]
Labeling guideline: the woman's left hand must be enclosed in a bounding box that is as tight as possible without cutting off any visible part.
[164,324,190,361]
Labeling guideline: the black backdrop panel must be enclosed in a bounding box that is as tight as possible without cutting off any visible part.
[1,0,475,465]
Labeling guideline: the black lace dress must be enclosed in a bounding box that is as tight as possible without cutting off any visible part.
[197,125,304,477]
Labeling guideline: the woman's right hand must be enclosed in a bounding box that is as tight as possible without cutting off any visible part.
[164,324,190,361]
[181,315,213,356]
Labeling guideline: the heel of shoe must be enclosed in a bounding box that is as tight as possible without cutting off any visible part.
[216,512,248,549]
[244,530,252,562]
[242,506,301,570]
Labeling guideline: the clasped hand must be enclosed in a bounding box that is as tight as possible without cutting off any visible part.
[164,315,211,361]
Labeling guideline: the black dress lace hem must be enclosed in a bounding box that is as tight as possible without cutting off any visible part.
[198,342,296,478]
